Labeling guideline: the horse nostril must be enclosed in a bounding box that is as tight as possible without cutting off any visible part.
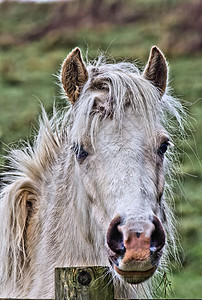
[107,216,126,255]
[150,216,166,254]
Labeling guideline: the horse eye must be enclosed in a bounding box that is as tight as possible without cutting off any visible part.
[72,144,88,163]
[157,141,169,156]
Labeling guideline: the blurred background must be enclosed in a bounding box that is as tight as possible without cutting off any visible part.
[0,0,202,298]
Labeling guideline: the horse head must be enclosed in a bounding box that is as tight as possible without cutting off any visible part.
[61,46,170,285]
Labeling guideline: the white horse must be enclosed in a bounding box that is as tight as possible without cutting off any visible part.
[0,46,185,299]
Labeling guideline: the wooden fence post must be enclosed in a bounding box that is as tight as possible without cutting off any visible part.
[55,266,114,300]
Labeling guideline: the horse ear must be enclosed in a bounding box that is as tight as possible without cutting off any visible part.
[61,48,88,104]
[143,46,167,96]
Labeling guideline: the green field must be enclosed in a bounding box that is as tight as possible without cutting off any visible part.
[0,0,202,298]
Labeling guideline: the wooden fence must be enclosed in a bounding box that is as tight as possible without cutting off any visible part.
[0,266,132,300]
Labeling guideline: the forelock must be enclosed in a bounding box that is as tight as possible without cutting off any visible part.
[70,59,163,145]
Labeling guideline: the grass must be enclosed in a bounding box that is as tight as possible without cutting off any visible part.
[172,271,202,298]
[0,0,202,298]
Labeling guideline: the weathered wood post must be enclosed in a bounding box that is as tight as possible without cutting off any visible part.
[55,266,114,300]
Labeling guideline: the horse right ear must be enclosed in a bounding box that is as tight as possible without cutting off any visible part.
[143,46,168,96]
[61,48,88,104]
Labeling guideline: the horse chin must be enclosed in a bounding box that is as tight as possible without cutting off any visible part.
[113,264,157,284]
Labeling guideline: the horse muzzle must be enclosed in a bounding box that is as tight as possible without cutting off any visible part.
[107,215,165,284]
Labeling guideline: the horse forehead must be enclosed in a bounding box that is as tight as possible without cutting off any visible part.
[97,115,154,143]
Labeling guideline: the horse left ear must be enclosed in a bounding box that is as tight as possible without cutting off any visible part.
[61,48,88,104]
[143,46,167,96]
